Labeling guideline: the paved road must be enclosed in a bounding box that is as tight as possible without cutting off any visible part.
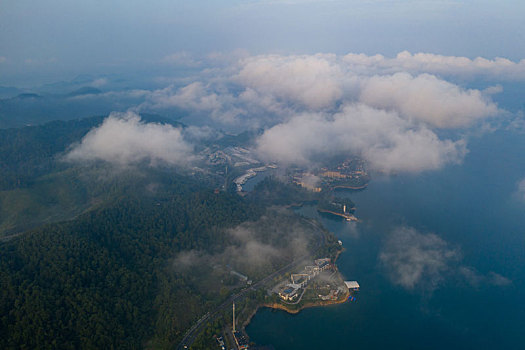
[176,217,325,350]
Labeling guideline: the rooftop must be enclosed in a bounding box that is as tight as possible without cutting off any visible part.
[344,281,360,289]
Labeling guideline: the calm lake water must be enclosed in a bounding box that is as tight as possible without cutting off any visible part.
[246,129,525,349]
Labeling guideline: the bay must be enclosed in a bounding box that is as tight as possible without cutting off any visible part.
[246,129,525,349]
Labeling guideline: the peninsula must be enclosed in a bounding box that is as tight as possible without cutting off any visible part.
[264,255,357,314]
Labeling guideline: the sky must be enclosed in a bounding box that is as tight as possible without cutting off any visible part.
[1,0,525,85]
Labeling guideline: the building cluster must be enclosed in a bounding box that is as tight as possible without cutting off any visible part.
[289,158,368,192]
[233,331,249,350]
[290,171,323,192]
[207,146,259,167]
[233,164,276,192]
[278,258,332,301]
[320,160,366,180]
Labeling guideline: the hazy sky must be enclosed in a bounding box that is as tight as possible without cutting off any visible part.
[1,0,524,85]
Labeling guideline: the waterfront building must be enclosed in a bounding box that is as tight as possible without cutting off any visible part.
[344,281,360,291]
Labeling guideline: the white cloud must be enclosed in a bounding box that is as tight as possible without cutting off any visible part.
[128,51,510,172]
[459,267,512,288]
[142,82,246,124]
[343,51,525,81]
[360,72,499,128]
[172,211,313,275]
[143,52,500,129]
[236,54,344,110]
[380,226,512,291]
[147,82,222,112]
[256,104,467,173]
[380,226,460,290]
[65,111,194,167]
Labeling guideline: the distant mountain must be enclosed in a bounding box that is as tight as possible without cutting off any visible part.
[0,88,159,129]
[0,86,25,99]
[70,74,97,85]
[67,86,103,97]
[14,92,43,99]
[37,75,97,94]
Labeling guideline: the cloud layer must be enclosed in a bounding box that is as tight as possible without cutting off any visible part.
[143,52,503,127]
[343,51,525,81]
[66,111,194,167]
[236,54,343,110]
[65,51,517,173]
[130,51,510,173]
[360,72,498,128]
[256,105,467,172]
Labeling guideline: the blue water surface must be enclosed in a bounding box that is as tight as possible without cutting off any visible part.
[246,130,525,349]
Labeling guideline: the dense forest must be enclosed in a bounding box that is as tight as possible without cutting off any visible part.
[248,176,320,206]
[0,115,337,349]
[0,114,183,191]
[0,116,104,191]
[0,116,185,237]
[0,175,263,348]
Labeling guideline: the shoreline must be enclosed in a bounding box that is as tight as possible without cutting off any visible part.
[333,183,368,190]
[261,288,350,315]
[242,248,348,330]
[242,289,350,330]
[317,209,358,221]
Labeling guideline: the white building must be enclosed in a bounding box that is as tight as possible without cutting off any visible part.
[344,281,360,291]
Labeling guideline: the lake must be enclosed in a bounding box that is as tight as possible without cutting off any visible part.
[246,129,525,349]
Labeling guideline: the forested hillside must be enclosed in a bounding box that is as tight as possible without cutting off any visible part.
[0,176,262,349]
[0,115,184,237]
[0,115,328,349]
[0,114,182,191]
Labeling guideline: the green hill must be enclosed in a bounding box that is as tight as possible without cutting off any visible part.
[0,115,330,349]
[0,115,185,237]
[0,174,262,349]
